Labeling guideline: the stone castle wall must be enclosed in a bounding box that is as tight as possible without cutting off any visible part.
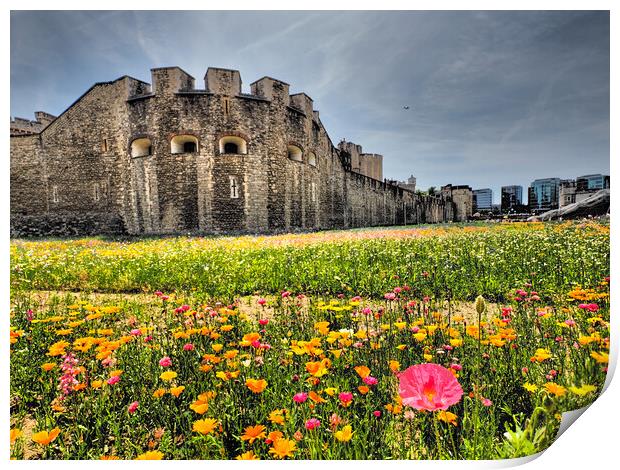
[10,66,456,237]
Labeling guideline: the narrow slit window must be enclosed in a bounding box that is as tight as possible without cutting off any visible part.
[230,176,239,199]
[52,185,59,203]
[94,183,100,202]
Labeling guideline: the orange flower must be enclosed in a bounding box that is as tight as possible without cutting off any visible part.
[246,378,268,394]
[193,418,218,435]
[170,386,185,397]
[91,380,103,389]
[358,385,370,395]
[267,430,284,442]
[73,383,87,392]
[269,438,297,459]
[100,455,121,460]
[306,358,331,377]
[308,391,326,403]
[437,410,458,426]
[41,363,56,372]
[241,425,267,444]
[153,388,167,398]
[32,428,61,446]
[354,365,371,379]
[10,429,22,444]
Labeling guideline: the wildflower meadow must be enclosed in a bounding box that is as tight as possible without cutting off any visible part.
[9,221,610,459]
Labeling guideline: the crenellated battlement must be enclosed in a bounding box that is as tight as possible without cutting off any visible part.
[10,111,57,136]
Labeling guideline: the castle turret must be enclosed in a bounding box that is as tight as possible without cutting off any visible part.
[205,67,241,96]
[151,66,195,95]
[250,76,290,102]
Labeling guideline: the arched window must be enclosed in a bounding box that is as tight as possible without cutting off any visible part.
[171,135,199,154]
[219,136,247,155]
[131,138,152,158]
[288,145,303,162]
[308,152,317,166]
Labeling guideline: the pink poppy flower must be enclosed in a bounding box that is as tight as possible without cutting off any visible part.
[373,410,381,417]
[305,418,321,430]
[363,376,378,386]
[259,319,269,326]
[128,401,139,413]
[159,356,172,367]
[398,363,463,411]
[293,392,308,403]
[130,328,142,336]
[183,343,194,351]
[107,375,121,386]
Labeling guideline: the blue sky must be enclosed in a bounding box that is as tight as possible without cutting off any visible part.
[10,11,609,203]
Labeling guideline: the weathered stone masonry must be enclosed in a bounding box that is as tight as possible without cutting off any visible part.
[10,66,457,237]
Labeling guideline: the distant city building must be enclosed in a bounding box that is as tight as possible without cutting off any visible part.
[396,175,417,192]
[441,184,473,221]
[576,174,610,191]
[560,174,610,208]
[473,188,493,211]
[501,185,523,212]
[528,178,561,213]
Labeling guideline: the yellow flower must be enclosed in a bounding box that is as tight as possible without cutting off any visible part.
[306,359,331,377]
[236,451,260,460]
[314,321,330,335]
[530,348,552,362]
[334,425,354,442]
[170,386,185,397]
[241,425,267,444]
[269,438,297,459]
[135,450,164,460]
[193,418,218,435]
[569,385,597,396]
[246,378,268,394]
[523,383,538,393]
[220,325,234,332]
[91,380,103,389]
[268,409,286,425]
[41,363,56,372]
[543,382,567,397]
[32,428,61,446]
[160,371,178,381]
[591,351,609,364]
[413,333,427,342]
[389,360,401,373]
[153,388,167,398]
[212,344,224,353]
[437,410,458,426]
[324,387,338,396]
[450,338,463,347]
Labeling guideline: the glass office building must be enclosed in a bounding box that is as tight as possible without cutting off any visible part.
[528,178,561,213]
[473,188,493,211]
[501,185,523,212]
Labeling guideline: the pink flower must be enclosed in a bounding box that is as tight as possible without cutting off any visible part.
[373,410,382,417]
[281,291,291,298]
[26,309,34,322]
[450,363,462,371]
[393,287,402,294]
[338,392,353,406]
[305,418,321,430]
[154,291,163,297]
[362,307,372,316]
[259,319,269,326]
[128,401,139,413]
[144,335,153,342]
[251,340,261,348]
[564,319,576,327]
[258,298,267,306]
[159,356,172,367]
[398,363,463,411]
[293,392,308,403]
[329,413,342,429]
[481,398,492,407]
[183,343,194,351]
[384,292,396,301]
[130,328,142,336]
[107,375,121,386]
[161,295,169,301]
[363,376,378,386]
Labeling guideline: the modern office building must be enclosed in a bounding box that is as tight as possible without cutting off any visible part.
[528,178,560,213]
[501,185,523,212]
[575,174,610,192]
[473,188,493,211]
